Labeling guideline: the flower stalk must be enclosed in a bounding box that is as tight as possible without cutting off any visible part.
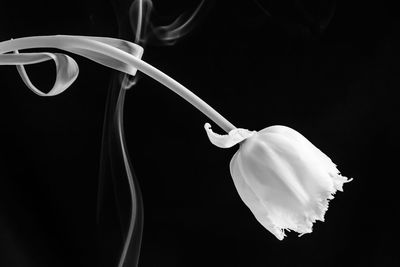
[0,35,236,133]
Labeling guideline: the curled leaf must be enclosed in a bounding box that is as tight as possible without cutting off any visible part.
[0,35,144,96]
[4,50,78,96]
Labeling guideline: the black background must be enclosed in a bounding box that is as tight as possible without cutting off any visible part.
[0,0,399,266]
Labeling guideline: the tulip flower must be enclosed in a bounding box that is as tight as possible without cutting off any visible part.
[205,123,352,240]
[0,35,351,241]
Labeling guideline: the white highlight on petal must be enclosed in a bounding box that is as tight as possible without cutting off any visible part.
[204,123,256,148]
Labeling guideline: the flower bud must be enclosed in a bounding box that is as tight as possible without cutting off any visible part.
[205,123,352,240]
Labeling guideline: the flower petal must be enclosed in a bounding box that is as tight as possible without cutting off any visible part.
[230,150,285,240]
[236,143,310,237]
[260,125,352,194]
[233,126,352,239]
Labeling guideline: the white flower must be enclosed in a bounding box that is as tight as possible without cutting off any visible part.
[205,123,352,240]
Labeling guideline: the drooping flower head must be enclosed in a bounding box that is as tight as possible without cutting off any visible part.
[205,123,352,240]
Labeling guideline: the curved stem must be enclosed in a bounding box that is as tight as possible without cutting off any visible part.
[0,36,236,133]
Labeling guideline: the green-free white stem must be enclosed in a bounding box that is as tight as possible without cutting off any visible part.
[0,35,236,133]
